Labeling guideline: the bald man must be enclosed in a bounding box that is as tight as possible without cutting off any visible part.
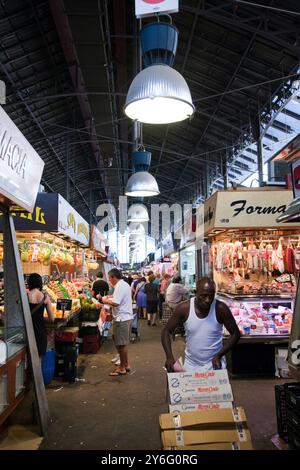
[161,277,240,372]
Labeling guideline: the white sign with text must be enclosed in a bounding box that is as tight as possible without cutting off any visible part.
[0,105,44,212]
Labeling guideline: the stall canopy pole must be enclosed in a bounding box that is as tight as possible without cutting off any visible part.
[3,209,49,435]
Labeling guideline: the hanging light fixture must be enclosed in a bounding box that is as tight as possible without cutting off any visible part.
[124,65,194,124]
[127,203,149,222]
[125,150,159,197]
[125,171,160,197]
[124,20,194,124]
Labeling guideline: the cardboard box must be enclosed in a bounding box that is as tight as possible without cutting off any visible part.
[160,407,247,430]
[163,441,253,450]
[160,407,252,448]
[167,370,230,390]
[169,402,233,414]
[161,426,251,447]
[169,383,233,405]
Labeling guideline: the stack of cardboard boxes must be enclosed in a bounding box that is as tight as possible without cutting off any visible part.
[160,370,253,450]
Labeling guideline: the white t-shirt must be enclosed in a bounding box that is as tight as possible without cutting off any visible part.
[166,283,189,304]
[111,279,133,322]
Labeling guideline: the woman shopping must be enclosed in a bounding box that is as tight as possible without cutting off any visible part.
[144,274,159,326]
[27,273,55,357]
[135,276,147,319]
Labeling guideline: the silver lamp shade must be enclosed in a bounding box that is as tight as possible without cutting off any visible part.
[125,171,160,197]
[124,64,194,124]
[127,203,149,222]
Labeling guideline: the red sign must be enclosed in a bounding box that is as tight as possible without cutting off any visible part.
[292,160,300,198]
[135,0,178,18]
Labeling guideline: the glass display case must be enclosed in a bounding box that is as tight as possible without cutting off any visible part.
[219,295,293,338]
[0,326,27,425]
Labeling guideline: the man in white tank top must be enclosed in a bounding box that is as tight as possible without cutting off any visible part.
[161,277,240,371]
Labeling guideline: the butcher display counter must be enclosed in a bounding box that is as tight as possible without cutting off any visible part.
[219,294,294,376]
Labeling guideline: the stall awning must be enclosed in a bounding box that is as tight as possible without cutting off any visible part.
[0,192,90,247]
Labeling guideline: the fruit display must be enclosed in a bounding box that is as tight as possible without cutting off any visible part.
[72,278,91,292]
[18,239,80,268]
[79,295,100,312]
[61,280,79,299]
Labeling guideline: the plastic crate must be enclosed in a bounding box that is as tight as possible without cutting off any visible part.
[288,425,300,450]
[80,325,99,336]
[287,406,300,434]
[82,342,99,354]
[55,327,78,344]
[275,385,288,441]
[285,383,300,409]
[80,309,100,322]
[83,334,99,344]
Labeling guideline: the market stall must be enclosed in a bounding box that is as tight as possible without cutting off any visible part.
[0,192,90,323]
[202,188,299,375]
[0,105,48,433]
[277,161,300,381]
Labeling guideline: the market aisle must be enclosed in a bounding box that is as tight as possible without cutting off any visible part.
[40,321,176,450]
[40,322,287,451]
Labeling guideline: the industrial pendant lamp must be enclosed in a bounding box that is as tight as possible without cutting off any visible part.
[127,203,149,222]
[125,150,160,197]
[124,21,194,124]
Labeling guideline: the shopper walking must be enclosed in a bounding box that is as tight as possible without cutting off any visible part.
[165,275,189,312]
[100,269,133,376]
[144,274,159,326]
[134,276,147,319]
[162,277,241,372]
[27,273,55,357]
[159,273,171,318]
[91,271,109,299]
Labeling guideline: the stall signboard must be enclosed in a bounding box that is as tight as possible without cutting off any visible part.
[0,192,58,232]
[135,0,178,18]
[58,195,90,246]
[0,105,44,212]
[202,190,297,235]
[90,225,107,255]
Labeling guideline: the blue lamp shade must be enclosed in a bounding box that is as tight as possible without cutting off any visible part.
[125,172,160,197]
[141,22,178,68]
[124,64,194,124]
